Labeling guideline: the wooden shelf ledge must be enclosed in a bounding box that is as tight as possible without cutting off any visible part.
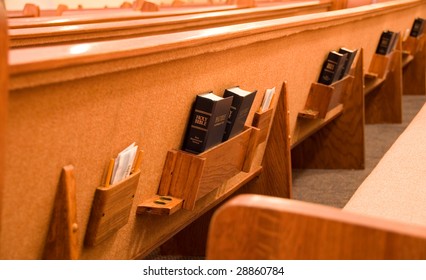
[292,104,344,148]
[364,73,385,96]
[402,52,414,68]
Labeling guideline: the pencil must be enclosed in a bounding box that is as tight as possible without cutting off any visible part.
[105,158,115,188]
[132,150,143,173]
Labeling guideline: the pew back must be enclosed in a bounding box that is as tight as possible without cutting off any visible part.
[9,1,332,48]
[206,194,426,259]
[7,4,242,29]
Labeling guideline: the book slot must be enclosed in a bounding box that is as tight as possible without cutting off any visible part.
[242,107,274,172]
[402,35,424,57]
[137,107,274,215]
[298,75,352,120]
[404,27,425,53]
[364,47,401,96]
[85,169,141,247]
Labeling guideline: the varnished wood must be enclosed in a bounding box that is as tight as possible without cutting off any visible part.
[157,127,256,211]
[365,41,403,123]
[368,53,391,79]
[7,5,241,29]
[0,0,8,256]
[300,83,334,119]
[168,151,206,210]
[292,49,365,169]
[137,195,183,215]
[293,104,344,147]
[402,35,426,95]
[243,109,273,172]
[133,0,160,12]
[244,82,292,198]
[9,2,331,48]
[85,170,141,246]
[206,194,426,259]
[42,165,79,260]
[23,4,40,17]
[158,88,281,256]
[4,1,426,260]
[298,75,351,120]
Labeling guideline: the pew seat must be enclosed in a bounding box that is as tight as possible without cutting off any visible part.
[207,103,426,259]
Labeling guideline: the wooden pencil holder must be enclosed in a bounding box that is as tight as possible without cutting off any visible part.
[298,75,352,120]
[85,169,141,247]
[137,108,274,215]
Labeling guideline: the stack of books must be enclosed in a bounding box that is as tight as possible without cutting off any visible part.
[375,30,399,55]
[318,47,358,85]
[182,86,258,154]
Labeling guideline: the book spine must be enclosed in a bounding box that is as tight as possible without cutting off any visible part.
[204,96,233,150]
[223,91,243,141]
[410,18,424,38]
[318,52,343,85]
[183,97,214,154]
[376,31,393,55]
[338,49,357,79]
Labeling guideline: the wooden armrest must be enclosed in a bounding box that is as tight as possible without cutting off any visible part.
[206,194,426,259]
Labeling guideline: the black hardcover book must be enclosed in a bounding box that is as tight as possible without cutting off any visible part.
[318,51,347,85]
[338,47,358,79]
[376,30,395,55]
[222,86,257,141]
[410,18,425,38]
[183,92,233,154]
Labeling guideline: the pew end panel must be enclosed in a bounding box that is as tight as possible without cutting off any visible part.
[402,34,426,95]
[364,36,403,124]
[42,165,79,260]
[206,194,426,259]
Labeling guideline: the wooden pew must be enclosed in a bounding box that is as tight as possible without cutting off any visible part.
[207,103,426,259]
[7,3,245,29]
[2,0,426,260]
[0,0,8,255]
[7,3,40,18]
[6,1,158,18]
[206,193,426,259]
[9,1,333,48]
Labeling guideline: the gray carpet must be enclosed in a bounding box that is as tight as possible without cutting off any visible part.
[292,95,426,208]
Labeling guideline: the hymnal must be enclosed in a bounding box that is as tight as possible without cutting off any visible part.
[183,92,233,154]
[410,18,425,38]
[222,86,257,141]
[376,30,398,55]
[338,47,358,79]
[318,51,347,85]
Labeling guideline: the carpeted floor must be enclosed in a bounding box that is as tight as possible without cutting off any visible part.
[292,95,426,208]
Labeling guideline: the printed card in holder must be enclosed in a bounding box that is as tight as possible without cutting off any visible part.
[110,142,139,186]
